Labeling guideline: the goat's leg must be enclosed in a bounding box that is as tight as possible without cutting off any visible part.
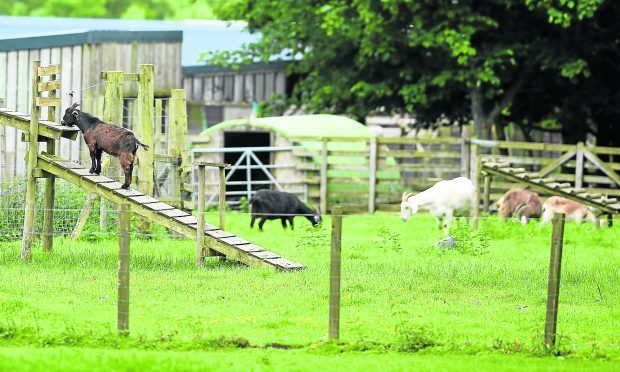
[444,209,454,235]
[121,164,133,190]
[250,214,256,228]
[258,217,267,231]
[281,218,288,229]
[436,216,443,230]
[88,151,96,174]
[288,216,294,230]
[94,149,103,174]
[120,153,134,189]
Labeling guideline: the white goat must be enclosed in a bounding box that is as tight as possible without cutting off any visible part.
[541,196,599,226]
[401,177,475,233]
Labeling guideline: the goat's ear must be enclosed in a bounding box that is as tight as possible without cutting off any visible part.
[72,110,79,117]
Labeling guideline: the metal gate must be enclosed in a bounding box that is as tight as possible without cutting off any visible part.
[191,146,306,207]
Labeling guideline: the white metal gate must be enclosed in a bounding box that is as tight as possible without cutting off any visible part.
[191,146,306,207]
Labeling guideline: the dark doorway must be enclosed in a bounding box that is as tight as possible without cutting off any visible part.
[223,132,271,199]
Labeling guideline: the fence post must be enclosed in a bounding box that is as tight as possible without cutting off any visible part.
[329,205,343,340]
[42,70,57,252]
[196,164,206,267]
[118,203,131,332]
[368,137,377,213]
[136,64,154,234]
[461,124,471,177]
[21,60,41,261]
[575,142,584,189]
[544,213,565,349]
[483,175,491,212]
[219,166,226,230]
[470,137,480,230]
[101,71,125,230]
[154,99,163,155]
[168,89,190,209]
[320,138,328,214]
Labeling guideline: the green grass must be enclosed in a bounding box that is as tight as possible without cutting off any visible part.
[0,213,618,370]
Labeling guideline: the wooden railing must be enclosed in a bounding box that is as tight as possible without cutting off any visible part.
[290,134,620,213]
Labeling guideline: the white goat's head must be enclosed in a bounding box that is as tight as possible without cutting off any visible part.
[400,192,418,221]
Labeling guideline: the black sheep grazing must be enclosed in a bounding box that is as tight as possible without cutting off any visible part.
[61,103,149,189]
[249,189,321,230]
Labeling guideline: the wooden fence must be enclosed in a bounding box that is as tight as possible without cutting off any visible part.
[291,131,620,213]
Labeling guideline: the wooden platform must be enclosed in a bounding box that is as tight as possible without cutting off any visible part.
[36,152,304,271]
[481,158,620,215]
[0,108,80,140]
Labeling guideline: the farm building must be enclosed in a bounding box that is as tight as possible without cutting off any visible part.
[183,61,289,128]
[192,114,401,211]
[0,15,289,178]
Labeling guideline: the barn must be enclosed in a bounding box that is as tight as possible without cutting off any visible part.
[192,114,400,211]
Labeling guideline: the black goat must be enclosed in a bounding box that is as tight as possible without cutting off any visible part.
[61,103,149,189]
[249,189,321,230]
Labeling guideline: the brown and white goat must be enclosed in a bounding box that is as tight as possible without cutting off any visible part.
[61,103,149,189]
[496,188,542,224]
[541,196,599,226]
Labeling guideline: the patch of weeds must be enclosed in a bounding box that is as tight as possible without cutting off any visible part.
[346,250,368,260]
[297,224,329,250]
[374,226,402,253]
[393,323,438,352]
[451,226,490,256]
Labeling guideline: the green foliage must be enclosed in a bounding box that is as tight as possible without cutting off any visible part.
[0,0,237,20]
[206,0,612,143]
[450,225,490,256]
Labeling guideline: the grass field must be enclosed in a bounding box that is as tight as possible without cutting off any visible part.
[0,213,618,370]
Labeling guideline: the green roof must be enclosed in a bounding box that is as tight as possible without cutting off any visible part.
[204,114,374,138]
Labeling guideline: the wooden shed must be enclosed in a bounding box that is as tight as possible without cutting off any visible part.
[0,29,182,177]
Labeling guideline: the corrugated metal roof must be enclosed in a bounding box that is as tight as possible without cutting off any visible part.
[0,16,258,66]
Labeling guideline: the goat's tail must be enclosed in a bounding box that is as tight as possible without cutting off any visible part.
[136,139,150,151]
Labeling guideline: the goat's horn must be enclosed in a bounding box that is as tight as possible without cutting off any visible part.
[70,102,79,109]
[402,192,414,202]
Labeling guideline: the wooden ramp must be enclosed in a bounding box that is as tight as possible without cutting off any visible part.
[481,158,620,215]
[36,152,304,271]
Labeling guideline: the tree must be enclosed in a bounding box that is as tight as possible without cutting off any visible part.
[206,0,607,141]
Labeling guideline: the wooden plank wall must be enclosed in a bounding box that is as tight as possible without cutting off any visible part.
[184,70,287,104]
[0,40,182,179]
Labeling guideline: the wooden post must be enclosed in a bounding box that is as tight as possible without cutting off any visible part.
[42,71,57,252]
[21,60,41,261]
[545,213,565,349]
[219,166,226,230]
[118,203,131,332]
[320,138,328,214]
[368,137,377,213]
[136,65,154,234]
[168,89,189,209]
[154,99,163,155]
[470,138,480,230]
[71,193,95,241]
[607,214,613,228]
[101,71,125,228]
[460,124,471,177]
[196,165,206,267]
[329,205,343,340]
[575,142,584,189]
[483,175,491,212]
